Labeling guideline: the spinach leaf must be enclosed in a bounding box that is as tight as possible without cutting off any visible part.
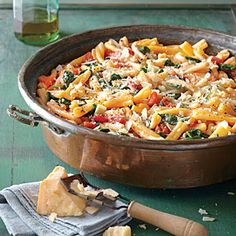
[47,92,71,106]
[157,68,164,73]
[218,63,236,79]
[99,128,110,133]
[84,104,97,117]
[185,56,201,63]
[180,116,190,122]
[164,59,175,67]
[79,69,88,75]
[174,63,181,68]
[109,73,122,85]
[141,67,148,73]
[98,78,108,88]
[120,85,130,90]
[138,46,150,54]
[51,85,61,89]
[110,73,122,81]
[88,62,98,68]
[167,93,181,99]
[157,132,168,138]
[63,71,76,88]
[183,129,209,139]
[167,83,182,89]
[133,89,140,95]
[47,92,58,102]
[118,132,129,136]
[159,114,178,125]
[58,98,71,105]
[93,72,101,79]
[219,63,236,71]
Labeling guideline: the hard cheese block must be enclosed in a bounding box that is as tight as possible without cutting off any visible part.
[37,166,86,216]
[103,226,131,236]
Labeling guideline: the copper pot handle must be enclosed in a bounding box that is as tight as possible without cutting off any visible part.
[7,104,44,127]
[7,104,65,134]
[128,201,208,236]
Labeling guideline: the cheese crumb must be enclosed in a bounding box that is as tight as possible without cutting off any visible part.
[103,225,131,236]
[139,224,147,230]
[85,206,99,215]
[48,212,57,223]
[102,188,119,198]
[202,216,216,222]
[198,208,208,215]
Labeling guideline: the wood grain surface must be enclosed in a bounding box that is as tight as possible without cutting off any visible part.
[0,7,236,236]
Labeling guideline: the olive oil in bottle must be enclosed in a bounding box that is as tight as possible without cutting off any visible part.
[13,1,59,45]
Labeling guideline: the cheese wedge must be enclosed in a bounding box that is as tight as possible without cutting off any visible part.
[37,166,86,216]
[103,226,131,236]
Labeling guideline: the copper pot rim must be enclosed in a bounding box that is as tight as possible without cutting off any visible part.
[18,24,236,151]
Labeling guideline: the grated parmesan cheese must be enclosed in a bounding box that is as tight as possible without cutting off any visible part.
[202,216,216,222]
[138,224,147,230]
[85,206,99,215]
[48,212,57,223]
[198,208,208,215]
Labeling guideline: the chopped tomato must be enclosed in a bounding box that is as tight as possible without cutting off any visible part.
[136,84,143,90]
[211,56,224,64]
[73,68,79,74]
[80,117,89,122]
[105,50,121,58]
[155,123,171,134]
[189,119,198,128]
[83,52,94,62]
[104,49,113,58]
[160,97,174,107]
[38,70,57,88]
[83,121,96,129]
[147,92,162,106]
[128,48,134,55]
[118,117,126,124]
[128,81,143,91]
[93,115,108,123]
[108,115,126,124]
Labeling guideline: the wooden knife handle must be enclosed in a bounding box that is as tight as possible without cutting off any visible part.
[127,201,208,236]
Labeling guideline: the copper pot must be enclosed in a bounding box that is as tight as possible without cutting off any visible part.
[7,25,236,188]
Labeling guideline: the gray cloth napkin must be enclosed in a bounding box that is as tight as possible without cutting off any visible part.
[0,182,131,236]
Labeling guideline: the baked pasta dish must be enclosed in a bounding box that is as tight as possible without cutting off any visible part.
[37,37,236,140]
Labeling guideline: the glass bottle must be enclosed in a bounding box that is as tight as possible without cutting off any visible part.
[13,0,59,45]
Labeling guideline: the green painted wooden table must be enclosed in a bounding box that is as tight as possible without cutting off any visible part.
[1,6,236,236]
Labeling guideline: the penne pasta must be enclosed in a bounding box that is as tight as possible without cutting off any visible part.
[209,121,229,138]
[103,95,133,109]
[131,121,163,140]
[184,62,209,74]
[36,36,236,141]
[133,86,152,104]
[92,42,105,63]
[157,108,192,116]
[166,121,188,140]
[149,45,180,54]
[192,109,236,125]
[179,41,194,57]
